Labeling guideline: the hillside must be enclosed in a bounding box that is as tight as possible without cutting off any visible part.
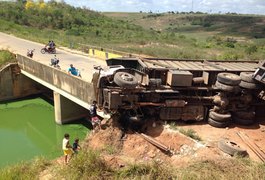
[0,1,265,60]
[103,12,265,38]
[103,12,265,60]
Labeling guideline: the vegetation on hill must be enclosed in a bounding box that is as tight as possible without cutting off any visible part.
[1,1,265,60]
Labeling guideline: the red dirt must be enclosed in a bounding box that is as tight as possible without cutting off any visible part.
[83,116,265,169]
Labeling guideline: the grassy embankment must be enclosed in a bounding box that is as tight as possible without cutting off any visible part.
[0,1,265,60]
[0,50,16,68]
[0,150,264,179]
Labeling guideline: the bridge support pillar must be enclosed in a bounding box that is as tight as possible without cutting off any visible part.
[53,91,89,124]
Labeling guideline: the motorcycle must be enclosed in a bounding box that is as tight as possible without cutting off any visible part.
[27,49,35,58]
[50,56,60,69]
[41,46,56,54]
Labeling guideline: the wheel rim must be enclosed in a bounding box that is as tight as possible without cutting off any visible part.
[224,73,236,79]
[120,73,133,81]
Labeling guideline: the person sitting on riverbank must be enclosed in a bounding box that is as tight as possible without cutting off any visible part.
[62,133,73,164]
[72,138,81,154]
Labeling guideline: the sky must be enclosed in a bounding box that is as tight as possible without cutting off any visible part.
[57,0,265,15]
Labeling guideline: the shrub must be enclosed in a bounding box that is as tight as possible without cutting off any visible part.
[225,42,235,48]
[245,45,257,55]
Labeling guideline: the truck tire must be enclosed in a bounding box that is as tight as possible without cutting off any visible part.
[233,111,255,120]
[114,72,138,89]
[208,118,230,128]
[213,106,221,112]
[218,139,248,157]
[217,73,241,86]
[209,111,231,122]
[233,116,255,126]
[239,81,260,90]
[213,95,229,108]
[215,81,240,92]
[240,72,255,83]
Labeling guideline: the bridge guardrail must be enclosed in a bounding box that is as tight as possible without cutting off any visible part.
[78,43,151,60]
[17,54,95,104]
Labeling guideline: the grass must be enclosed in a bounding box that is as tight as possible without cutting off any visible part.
[1,150,264,179]
[56,150,112,179]
[177,158,265,180]
[115,162,174,179]
[169,122,202,141]
[104,145,118,155]
[0,157,51,180]
[0,50,16,67]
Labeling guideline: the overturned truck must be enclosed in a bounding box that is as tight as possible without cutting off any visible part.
[92,58,265,128]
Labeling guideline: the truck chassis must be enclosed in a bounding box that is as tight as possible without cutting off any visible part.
[93,57,265,128]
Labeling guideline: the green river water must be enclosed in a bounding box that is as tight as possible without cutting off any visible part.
[0,97,90,168]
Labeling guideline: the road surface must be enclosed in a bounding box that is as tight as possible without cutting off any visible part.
[0,32,107,81]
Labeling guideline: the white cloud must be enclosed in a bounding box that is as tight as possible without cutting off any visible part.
[57,0,265,15]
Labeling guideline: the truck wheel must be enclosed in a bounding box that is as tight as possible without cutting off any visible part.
[215,81,240,92]
[114,72,138,89]
[209,110,231,122]
[239,81,260,90]
[213,95,229,108]
[240,72,255,83]
[217,73,241,86]
[218,139,248,157]
[233,116,255,126]
[208,118,230,128]
[233,111,255,120]
[213,106,221,112]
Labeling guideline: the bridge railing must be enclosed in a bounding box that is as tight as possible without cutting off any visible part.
[17,54,95,104]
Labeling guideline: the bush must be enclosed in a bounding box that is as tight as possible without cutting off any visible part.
[245,45,257,55]
[225,42,235,48]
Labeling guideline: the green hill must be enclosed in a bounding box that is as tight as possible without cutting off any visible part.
[104,12,265,38]
[0,1,265,60]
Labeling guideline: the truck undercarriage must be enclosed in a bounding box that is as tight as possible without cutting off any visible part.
[93,58,265,128]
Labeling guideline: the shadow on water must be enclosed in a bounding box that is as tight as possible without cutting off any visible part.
[65,117,93,130]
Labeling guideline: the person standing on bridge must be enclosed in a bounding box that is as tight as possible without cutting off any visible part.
[62,133,73,164]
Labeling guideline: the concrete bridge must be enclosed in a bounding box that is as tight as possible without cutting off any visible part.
[16,54,96,124]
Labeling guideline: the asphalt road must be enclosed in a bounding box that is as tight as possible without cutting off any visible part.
[0,32,107,81]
